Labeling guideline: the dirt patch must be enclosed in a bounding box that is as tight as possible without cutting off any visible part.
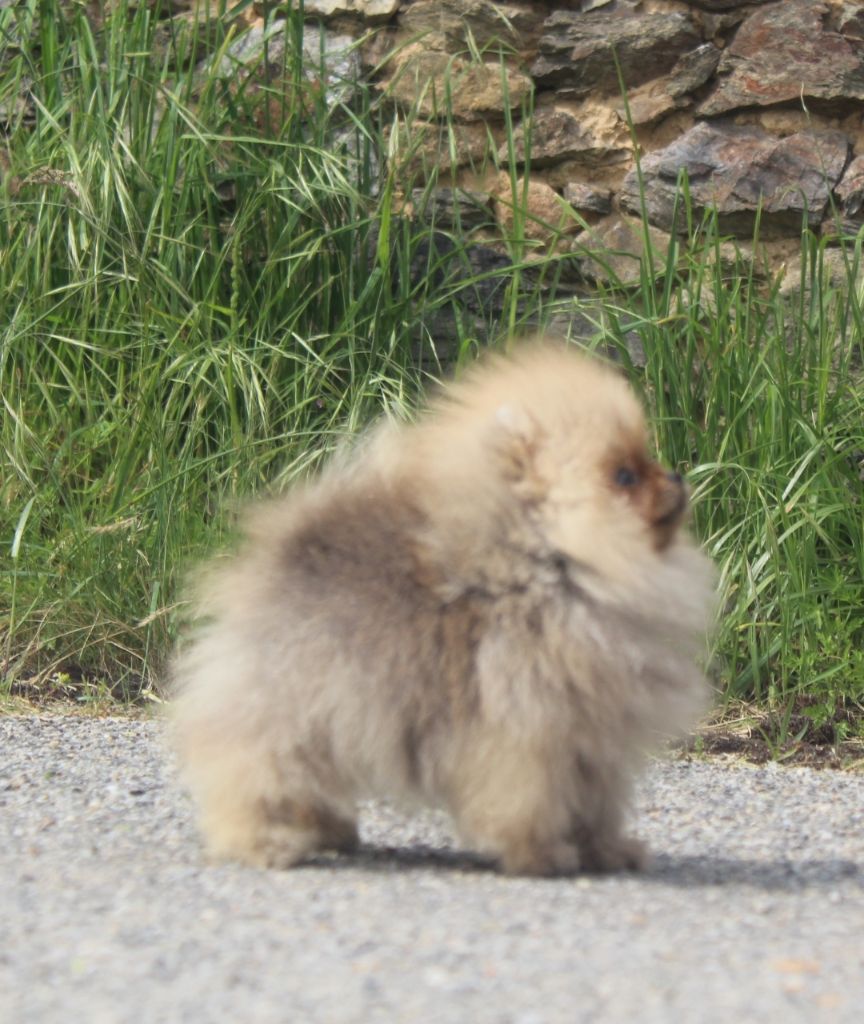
[675,701,864,771]
[675,732,864,770]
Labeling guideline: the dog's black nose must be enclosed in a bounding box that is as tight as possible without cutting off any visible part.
[667,471,683,486]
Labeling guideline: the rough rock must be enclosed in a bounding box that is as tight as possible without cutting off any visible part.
[398,1,543,53]
[302,0,400,21]
[531,9,701,97]
[620,122,851,236]
[562,182,612,217]
[573,214,672,287]
[492,175,580,246]
[151,3,256,71]
[578,0,614,11]
[700,0,864,117]
[384,51,532,121]
[697,9,753,42]
[385,119,495,175]
[840,1,864,40]
[667,43,721,100]
[502,107,629,169]
[689,0,773,9]
[410,188,495,231]
[381,224,514,304]
[614,81,683,126]
[778,248,861,301]
[459,240,524,309]
[833,154,864,232]
[216,21,360,109]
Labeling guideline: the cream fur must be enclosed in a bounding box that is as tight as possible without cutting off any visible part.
[170,340,716,875]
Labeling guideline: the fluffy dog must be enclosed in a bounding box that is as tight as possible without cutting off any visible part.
[171,340,715,875]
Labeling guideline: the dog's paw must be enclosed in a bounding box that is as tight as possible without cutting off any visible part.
[500,838,582,877]
[579,832,647,873]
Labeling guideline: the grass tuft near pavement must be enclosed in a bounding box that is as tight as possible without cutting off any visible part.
[1,2,862,745]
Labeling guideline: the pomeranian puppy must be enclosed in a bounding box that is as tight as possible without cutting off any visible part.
[171,340,715,876]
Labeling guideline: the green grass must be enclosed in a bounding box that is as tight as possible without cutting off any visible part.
[606,226,864,739]
[1,2,863,738]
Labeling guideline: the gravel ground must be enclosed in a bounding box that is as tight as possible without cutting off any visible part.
[1,716,863,1024]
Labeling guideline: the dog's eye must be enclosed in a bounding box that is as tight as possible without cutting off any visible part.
[614,466,639,488]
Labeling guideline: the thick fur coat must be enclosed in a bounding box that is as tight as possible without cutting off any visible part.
[171,342,715,875]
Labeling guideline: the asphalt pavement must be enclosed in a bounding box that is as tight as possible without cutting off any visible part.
[2,716,863,1023]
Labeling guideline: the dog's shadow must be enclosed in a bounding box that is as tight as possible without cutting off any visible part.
[645,851,861,891]
[301,844,862,891]
[302,843,492,875]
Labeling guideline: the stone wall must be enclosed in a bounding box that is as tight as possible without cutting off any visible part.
[290,0,864,284]
[13,1,864,300]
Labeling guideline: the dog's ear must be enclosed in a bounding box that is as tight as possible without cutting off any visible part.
[489,405,547,496]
